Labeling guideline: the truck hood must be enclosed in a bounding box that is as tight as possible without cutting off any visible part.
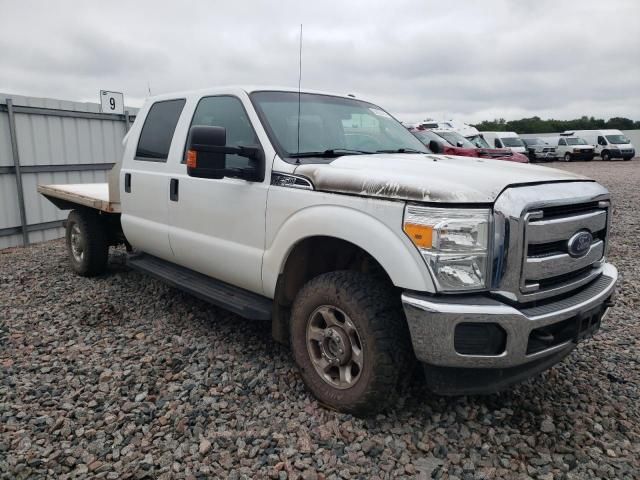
[294,153,589,203]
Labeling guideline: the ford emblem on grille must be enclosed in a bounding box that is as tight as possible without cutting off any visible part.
[567,230,593,258]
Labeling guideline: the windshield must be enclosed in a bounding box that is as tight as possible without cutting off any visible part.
[250,91,427,160]
[412,130,444,146]
[467,134,490,148]
[606,134,630,144]
[523,138,542,146]
[500,137,525,147]
[567,137,588,145]
[436,131,476,148]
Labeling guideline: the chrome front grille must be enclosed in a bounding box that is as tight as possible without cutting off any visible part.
[522,205,608,294]
[492,181,611,303]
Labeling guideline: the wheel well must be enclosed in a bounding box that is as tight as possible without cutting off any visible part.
[271,236,396,344]
[68,208,126,248]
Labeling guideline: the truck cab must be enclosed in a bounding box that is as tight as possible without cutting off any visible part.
[39,86,618,415]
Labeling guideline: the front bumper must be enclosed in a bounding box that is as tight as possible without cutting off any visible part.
[607,149,635,159]
[534,151,556,160]
[402,263,617,390]
[569,151,595,160]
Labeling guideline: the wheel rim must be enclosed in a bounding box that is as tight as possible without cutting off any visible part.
[70,223,84,262]
[306,305,363,390]
[565,153,571,162]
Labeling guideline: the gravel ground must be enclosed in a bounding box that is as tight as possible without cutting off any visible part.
[1,160,639,480]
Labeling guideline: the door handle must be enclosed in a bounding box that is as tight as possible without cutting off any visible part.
[124,173,131,193]
[170,178,179,201]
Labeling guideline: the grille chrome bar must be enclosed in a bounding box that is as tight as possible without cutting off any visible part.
[524,240,604,280]
[491,181,610,303]
[527,210,607,244]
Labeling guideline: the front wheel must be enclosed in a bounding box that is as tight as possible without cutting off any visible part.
[290,271,412,416]
[564,152,572,162]
[65,209,109,276]
[601,151,611,161]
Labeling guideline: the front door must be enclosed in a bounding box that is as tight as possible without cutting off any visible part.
[167,95,268,294]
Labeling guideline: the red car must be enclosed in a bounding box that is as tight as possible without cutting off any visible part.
[410,127,529,163]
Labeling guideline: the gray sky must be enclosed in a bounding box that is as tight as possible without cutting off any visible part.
[1,0,639,123]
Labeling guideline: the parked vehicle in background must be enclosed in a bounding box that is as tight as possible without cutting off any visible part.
[408,120,489,149]
[37,86,617,415]
[522,137,557,162]
[566,130,635,161]
[551,135,596,162]
[481,132,528,154]
[410,127,529,163]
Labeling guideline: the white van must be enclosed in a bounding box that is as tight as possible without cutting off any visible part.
[549,135,595,162]
[481,132,527,154]
[566,130,635,161]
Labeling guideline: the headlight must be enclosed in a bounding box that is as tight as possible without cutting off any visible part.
[403,205,490,292]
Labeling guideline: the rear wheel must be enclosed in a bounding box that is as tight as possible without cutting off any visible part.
[65,209,109,276]
[290,271,412,416]
[564,152,572,162]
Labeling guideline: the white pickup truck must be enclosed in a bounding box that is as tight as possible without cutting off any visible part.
[39,87,618,415]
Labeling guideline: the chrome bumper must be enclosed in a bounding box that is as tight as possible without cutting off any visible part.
[402,263,617,369]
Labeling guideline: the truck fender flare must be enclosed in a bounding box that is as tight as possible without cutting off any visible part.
[261,205,435,297]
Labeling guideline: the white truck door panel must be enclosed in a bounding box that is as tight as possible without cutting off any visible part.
[120,168,172,259]
[168,178,267,293]
[120,98,186,261]
[167,95,268,294]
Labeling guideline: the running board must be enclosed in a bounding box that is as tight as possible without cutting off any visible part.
[127,253,272,320]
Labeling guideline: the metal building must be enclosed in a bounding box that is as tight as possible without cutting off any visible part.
[0,93,135,249]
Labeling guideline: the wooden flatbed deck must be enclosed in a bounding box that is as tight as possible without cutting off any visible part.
[37,183,121,213]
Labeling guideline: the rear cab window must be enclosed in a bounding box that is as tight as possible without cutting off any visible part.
[136,99,186,162]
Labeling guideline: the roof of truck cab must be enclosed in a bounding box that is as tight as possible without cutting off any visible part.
[144,86,363,103]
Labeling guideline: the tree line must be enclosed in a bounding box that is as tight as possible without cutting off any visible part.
[472,116,640,134]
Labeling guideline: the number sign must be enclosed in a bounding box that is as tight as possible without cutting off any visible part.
[100,90,124,115]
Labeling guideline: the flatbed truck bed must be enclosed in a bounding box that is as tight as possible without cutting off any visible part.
[37,183,120,213]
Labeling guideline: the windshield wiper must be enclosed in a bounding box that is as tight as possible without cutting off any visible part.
[288,148,372,158]
[375,148,424,154]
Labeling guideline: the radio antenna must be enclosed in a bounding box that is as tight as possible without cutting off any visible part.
[296,24,303,157]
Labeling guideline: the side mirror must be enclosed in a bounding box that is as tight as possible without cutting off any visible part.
[429,139,442,153]
[186,125,265,181]
[456,141,464,148]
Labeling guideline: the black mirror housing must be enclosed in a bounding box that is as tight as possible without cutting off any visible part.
[428,139,441,154]
[186,125,265,182]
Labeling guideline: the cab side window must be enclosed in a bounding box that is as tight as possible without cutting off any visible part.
[598,136,607,146]
[187,96,259,169]
[559,138,566,146]
[136,99,186,161]
[494,138,502,148]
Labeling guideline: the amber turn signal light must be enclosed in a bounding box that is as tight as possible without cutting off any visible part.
[186,150,197,168]
[403,223,433,249]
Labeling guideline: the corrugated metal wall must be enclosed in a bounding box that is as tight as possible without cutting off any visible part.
[0,93,136,249]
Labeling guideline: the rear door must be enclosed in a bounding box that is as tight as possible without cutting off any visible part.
[120,99,186,260]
